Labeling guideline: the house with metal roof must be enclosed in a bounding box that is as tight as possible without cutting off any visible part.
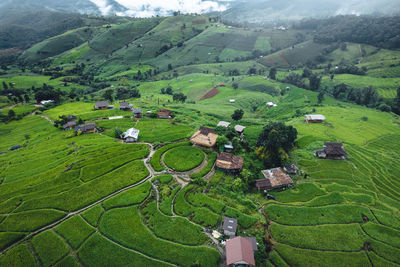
[256,167,293,191]
[122,128,140,143]
[217,121,231,128]
[305,114,326,123]
[225,236,256,266]
[223,217,238,236]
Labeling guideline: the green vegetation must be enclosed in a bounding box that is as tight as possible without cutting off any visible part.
[103,182,152,210]
[190,152,217,179]
[163,146,205,172]
[31,230,69,266]
[55,215,95,249]
[150,141,191,171]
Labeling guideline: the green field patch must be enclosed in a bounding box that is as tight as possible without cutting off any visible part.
[135,118,193,143]
[152,175,174,184]
[362,223,400,249]
[271,223,366,251]
[159,186,181,216]
[141,201,208,245]
[271,183,326,203]
[268,250,289,267]
[254,36,271,51]
[103,181,152,210]
[266,204,376,226]
[369,239,400,265]
[190,152,217,179]
[78,233,172,267]
[164,146,205,172]
[99,206,220,266]
[0,243,36,267]
[150,141,191,172]
[32,230,69,267]
[54,255,81,267]
[187,190,225,213]
[0,209,65,232]
[0,105,36,119]
[174,185,220,227]
[275,243,370,267]
[0,232,25,250]
[368,251,399,267]
[55,215,95,249]
[372,209,400,229]
[81,204,104,227]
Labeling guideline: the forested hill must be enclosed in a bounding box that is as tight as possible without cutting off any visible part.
[294,15,400,49]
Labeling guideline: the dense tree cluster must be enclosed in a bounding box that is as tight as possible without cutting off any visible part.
[255,122,298,167]
[294,15,400,49]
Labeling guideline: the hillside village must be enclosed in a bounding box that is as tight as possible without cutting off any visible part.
[0,11,400,267]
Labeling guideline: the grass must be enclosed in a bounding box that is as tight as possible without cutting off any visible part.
[159,186,181,216]
[271,223,366,251]
[78,233,172,267]
[163,146,205,172]
[55,215,95,249]
[150,141,191,171]
[141,201,208,246]
[0,232,25,250]
[190,152,217,179]
[0,243,36,267]
[81,204,104,227]
[54,255,81,267]
[99,206,220,266]
[31,230,69,267]
[0,210,66,232]
[103,181,152,210]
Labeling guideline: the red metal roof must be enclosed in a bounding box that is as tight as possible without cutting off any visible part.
[226,236,255,266]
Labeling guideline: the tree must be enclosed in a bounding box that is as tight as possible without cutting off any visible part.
[309,74,321,91]
[166,86,173,95]
[256,122,297,167]
[2,81,8,90]
[114,127,123,138]
[269,68,277,80]
[103,89,114,102]
[8,109,15,120]
[317,90,325,104]
[173,93,187,103]
[216,136,229,152]
[232,109,244,121]
[302,67,312,78]
[168,64,173,71]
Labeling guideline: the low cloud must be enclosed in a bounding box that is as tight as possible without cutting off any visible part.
[114,0,229,17]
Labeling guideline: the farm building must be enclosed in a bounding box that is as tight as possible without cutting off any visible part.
[284,164,299,175]
[256,167,293,191]
[40,100,54,105]
[234,125,246,136]
[225,236,256,267]
[224,141,234,152]
[158,109,172,119]
[216,152,244,172]
[119,102,133,111]
[223,217,238,236]
[67,115,77,120]
[62,120,76,130]
[217,121,231,128]
[317,142,347,160]
[190,126,219,148]
[94,101,112,110]
[215,83,225,88]
[266,102,277,108]
[230,99,236,103]
[122,128,140,143]
[305,114,326,123]
[76,123,97,134]
[132,108,143,118]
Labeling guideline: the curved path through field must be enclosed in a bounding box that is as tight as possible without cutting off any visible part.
[1,141,222,263]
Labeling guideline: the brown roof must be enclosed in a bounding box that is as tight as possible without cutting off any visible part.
[226,237,255,266]
[190,127,219,147]
[244,237,258,251]
[63,120,76,129]
[158,109,172,117]
[324,142,347,156]
[119,102,130,108]
[76,123,96,132]
[216,152,244,170]
[199,126,215,135]
[95,101,108,108]
[256,167,293,190]
[223,217,238,233]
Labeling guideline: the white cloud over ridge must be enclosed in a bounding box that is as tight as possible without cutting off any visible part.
[113,0,229,17]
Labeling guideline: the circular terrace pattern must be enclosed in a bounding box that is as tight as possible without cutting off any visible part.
[163,146,205,172]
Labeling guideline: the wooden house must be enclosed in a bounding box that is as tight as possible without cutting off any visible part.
[94,101,110,110]
[62,120,76,130]
[216,152,244,173]
[158,109,172,119]
[255,167,293,191]
[119,102,133,111]
[75,123,97,134]
[132,108,143,118]
[317,142,347,160]
[305,114,326,123]
[190,126,219,148]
